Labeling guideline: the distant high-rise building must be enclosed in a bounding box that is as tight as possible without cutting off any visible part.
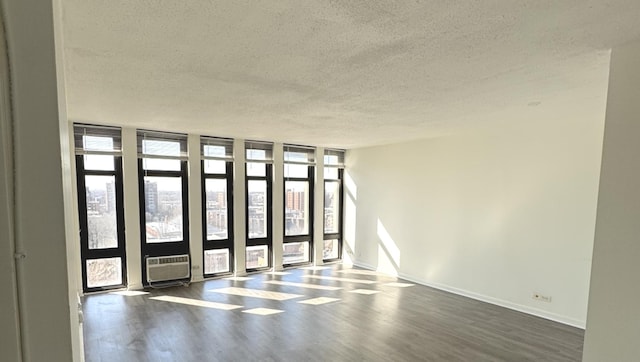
[106,181,116,213]
[144,180,158,214]
[286,189,305,211]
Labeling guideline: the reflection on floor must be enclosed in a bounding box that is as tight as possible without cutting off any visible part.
[82,264,584,361]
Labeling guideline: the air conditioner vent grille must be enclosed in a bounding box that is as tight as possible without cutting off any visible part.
[146,254,190,283]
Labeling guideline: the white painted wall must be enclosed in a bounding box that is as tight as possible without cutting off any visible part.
[53,0,84,357]
[345,92,605,327]
[0,8,21,361]
[1,0,75,360]
[583,40,640,361]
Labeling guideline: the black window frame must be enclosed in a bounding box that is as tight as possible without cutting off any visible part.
[201,159,234,278]
[245,163,273,272]
[74,124,127,293]
[323,168,344,262]
[283,164,314,267]
[323,149,345,263]
[137,130,190,286]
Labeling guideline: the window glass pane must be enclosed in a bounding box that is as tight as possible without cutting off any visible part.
[283,242,309,264]
[246,149,266,160]
[84,154,114,171]
[204,249,230,274]
[284,163,308,178]
[204,145,226,158]
[204,159,226,174]
[324,154,339,166]
[324,166,339,180]
[85,175,118,249]
[205,179,228,240]
[284,151,309,163]
[285,181,309,236]
[86,257,122,288]
[144,176,183,243]
[246,245,268,269]
[142,139,180,157]
[323,239,339,260]
[143,158,181,171]
[246,162,266,177]
[247,180,267,238]
[83,135,113,152]
[324,181,340,234]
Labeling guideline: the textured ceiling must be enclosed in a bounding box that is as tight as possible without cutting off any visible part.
[60,1,640,149]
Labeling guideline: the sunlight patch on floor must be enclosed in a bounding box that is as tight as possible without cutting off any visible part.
[242,308,284,315]
[264,280,342,291]
[349,289,380,295]
[149,295,242,310]
[210,287,304,301]
[110,291,149,296]
[384,282,415,288]
[298,297,340,305]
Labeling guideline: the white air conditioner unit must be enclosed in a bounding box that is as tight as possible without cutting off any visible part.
[146,254,190,283]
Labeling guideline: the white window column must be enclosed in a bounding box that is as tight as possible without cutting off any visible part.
[122,127,143,289]
[313,146,325,265]
[187,134,204,282]
[233,138,247,276]
[272,143,284,270]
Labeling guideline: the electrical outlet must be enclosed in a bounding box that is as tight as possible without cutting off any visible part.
[191,265,200,270]
[532,292,552,303]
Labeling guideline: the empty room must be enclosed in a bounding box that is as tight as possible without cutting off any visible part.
[2,1,640,361]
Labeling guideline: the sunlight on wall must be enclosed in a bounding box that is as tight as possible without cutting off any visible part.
[344,171,357,200]
[376,219,400,276]
[343,171,357,265]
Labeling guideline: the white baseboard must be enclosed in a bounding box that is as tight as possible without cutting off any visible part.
[352,261,377,271]
[352,261,585,329]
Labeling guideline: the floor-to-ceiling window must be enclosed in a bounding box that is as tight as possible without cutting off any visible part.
[245,141,273,271]
[201,136,234,277]
[74,124,127,292]
[137,130,190,284]
[283,145,315,266]
[323,149,344,262]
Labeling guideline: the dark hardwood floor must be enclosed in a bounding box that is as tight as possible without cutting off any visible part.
[82,265,584,361]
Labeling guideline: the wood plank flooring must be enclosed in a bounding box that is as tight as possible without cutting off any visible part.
[82,265,584,361]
